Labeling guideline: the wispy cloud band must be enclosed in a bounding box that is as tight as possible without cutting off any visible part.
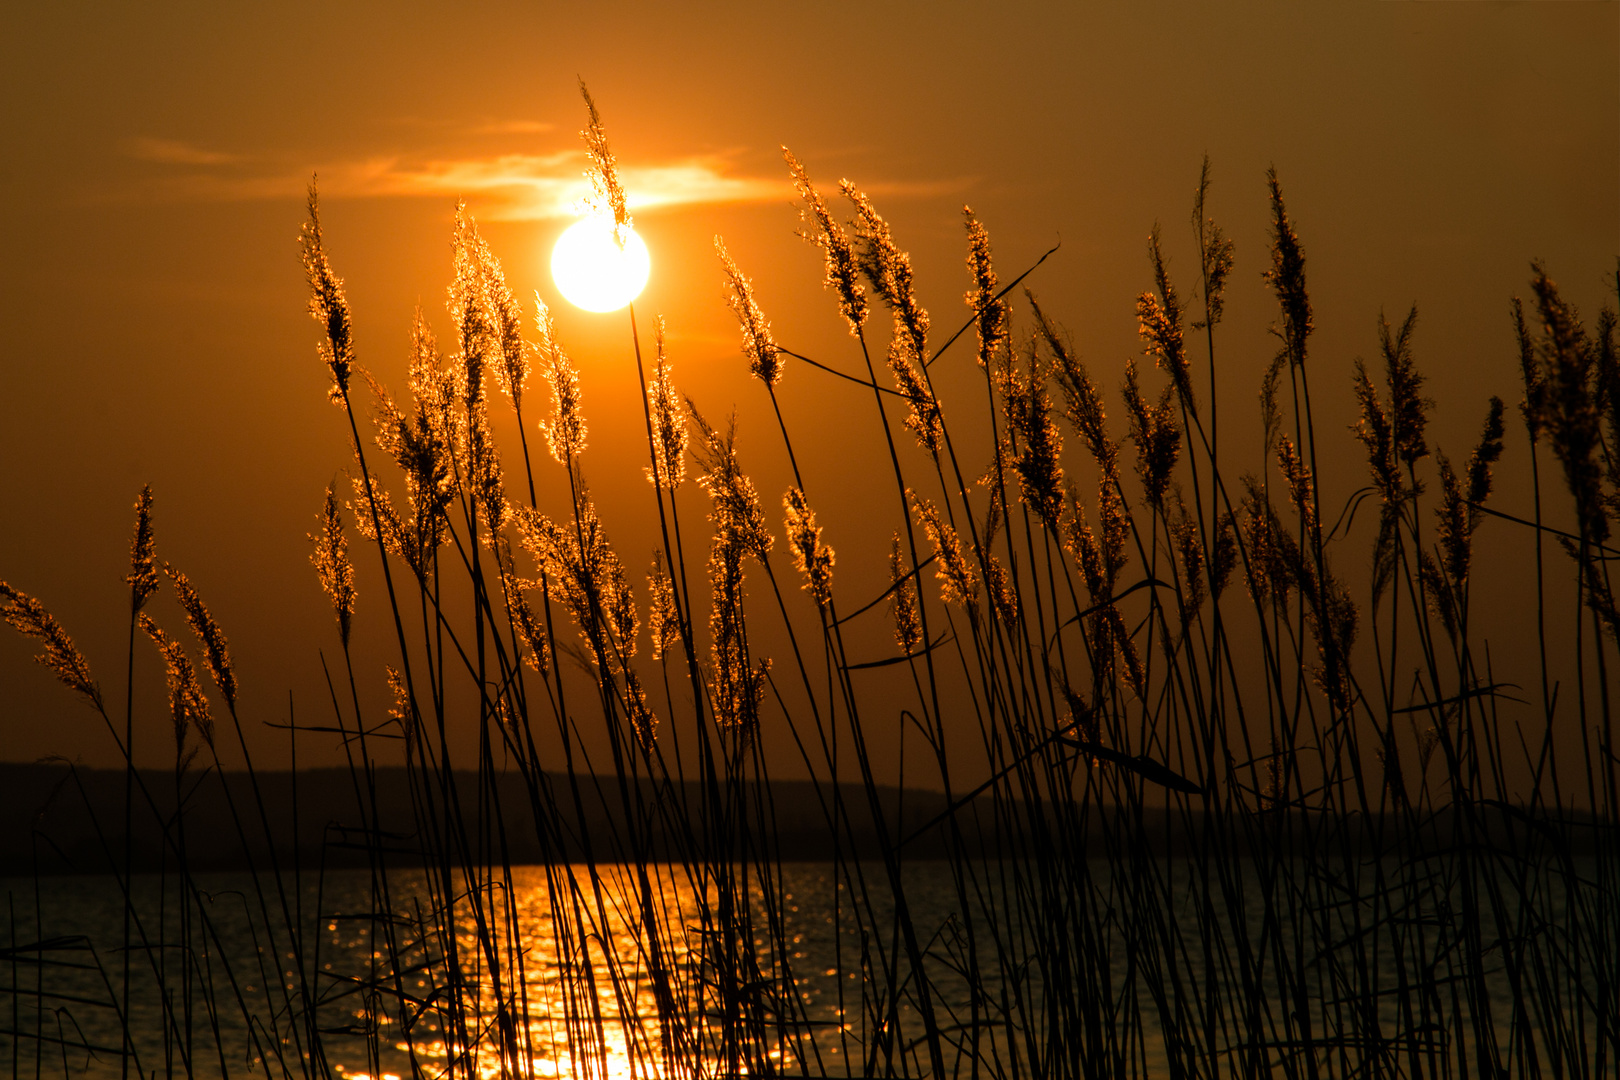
[124,140,787,219]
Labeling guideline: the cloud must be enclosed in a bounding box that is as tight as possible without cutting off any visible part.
[123,143,789,219]
[127,137,241,167]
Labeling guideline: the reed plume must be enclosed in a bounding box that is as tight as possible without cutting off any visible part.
[984,551,1018,627]
[689,408,773,561]
[361,314,454,576]
[1191,156,1235,330]
[1211,512,1237,598]
[623,667,658,753]
[1171,494,1206,617]
[716,236,782,386]
[299,181,353,402]
[139,613,214,758]
[647,550,680,660]
[1435,397,1506,586]
[578,80,630,234]
[161,566,237,713]
[964,208,1009,369]
[783,486,834,608]
[127,485,158,612]
[646,317,688,491]
[310,485,356,647]
[449,206,510,541]
[515,502,637,662]
[1034,294,1122,487]
[1355,355,1399,632]
[1237,483,1283,609]
[1064,495,1143,697]
[1513,295,1547,441]
[784,148,866,334]
[1137,225,1192,404]
[1121,359,1181,508]
[707,535,768,734]
[888,534,921,654]
[843,181,929,358]
[499,553,552,676]
[1529,262,1609,545]
[384,663,415,742]
[1263,167,1312,370]
[912,494,978,619]
[1002,341,1065,528]
[0,582,101,709]
[348,472,412,568]
[888,322,945,455]
[535,299,588,467]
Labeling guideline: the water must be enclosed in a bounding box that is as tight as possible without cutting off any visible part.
[2,855,1609,1079]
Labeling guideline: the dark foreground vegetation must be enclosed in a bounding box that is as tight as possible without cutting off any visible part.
[2,91,1616,1079]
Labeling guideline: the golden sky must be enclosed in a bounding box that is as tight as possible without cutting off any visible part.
[1,1,1615,776]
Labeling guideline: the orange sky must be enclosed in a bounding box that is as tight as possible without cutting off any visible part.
[2,1,1615,779]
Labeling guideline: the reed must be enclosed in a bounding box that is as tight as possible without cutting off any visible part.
[2,93,1616,1080]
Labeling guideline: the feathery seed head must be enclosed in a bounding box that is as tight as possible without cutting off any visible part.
[842,181,929,357]
[647,550,681,660]
[689,407,773,560]
[1378,307,1431,468]
[1122,359,1181,508]
[646,317,689,490]
[349,472,429,580]
[1192,158,1236,330]
[1529,262,1609,545]
[706,530,770,734]
[912,494,979,618]
[1138,225,1192,404]
[309,485,356,647]
[163,565,236,712]
[1032,293,1119,481]
[1212,513,1237,598]
[715,236,782,385]
[384,665,416,743]
[963,208,1010,369]
[579,81,631,235]
[1467,396,1506,510]
[515,500,636,663]
[1512,296,1545,441]
[784,148,867,333]
[499,552,552,677]
[139,613,214,755]
[534,298,588,464]
[1275,436,1319,541]
[128,485,158,612]
[0,582,101,709]
[623,668,658,754]
[453,207,529,409]
[887,535,922,655]
[985,553,1018,626]
[784,486,835,607]
[1435,455,1471,585]
[1263,169,1312,370]
[887,320,944,454]
[1352,358,1402,503]
[1171,495,1206,616]
[300,181,353,401]
[1436,396,1508,586]
[1002,344,1065,528]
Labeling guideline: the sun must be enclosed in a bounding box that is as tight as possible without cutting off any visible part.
[550,216,650,312]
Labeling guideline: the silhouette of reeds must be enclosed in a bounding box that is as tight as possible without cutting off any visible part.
[2,95,1617,1080]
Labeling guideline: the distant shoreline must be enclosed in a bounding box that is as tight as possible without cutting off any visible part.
[2,762,1602,876]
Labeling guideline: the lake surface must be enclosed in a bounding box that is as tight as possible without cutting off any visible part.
[2,855,1605,1079]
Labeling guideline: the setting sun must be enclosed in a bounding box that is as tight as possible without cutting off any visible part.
[550,215,649,312]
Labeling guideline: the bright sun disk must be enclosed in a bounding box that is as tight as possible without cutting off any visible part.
[550,216,649,312]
